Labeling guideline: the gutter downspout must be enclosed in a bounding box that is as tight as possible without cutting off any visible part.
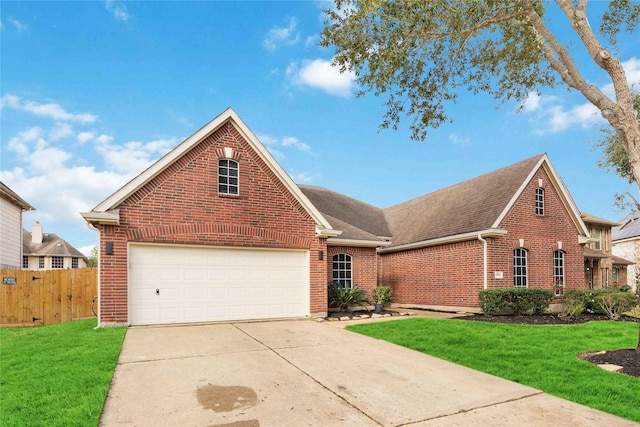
[478,234,487,290]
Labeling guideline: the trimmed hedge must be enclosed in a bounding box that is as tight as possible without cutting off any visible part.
[479,288,553,316]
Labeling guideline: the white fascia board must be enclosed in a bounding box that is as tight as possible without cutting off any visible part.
[317,227,342,238]
[326,238,392,248]
[93,109,237,212]
[81,209,120,225]
[88,108,336,233]
[379,229,507,254]
[491,154,590,237]
[229,110,334,231]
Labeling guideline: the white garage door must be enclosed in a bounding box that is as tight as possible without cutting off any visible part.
[128,244,310,325]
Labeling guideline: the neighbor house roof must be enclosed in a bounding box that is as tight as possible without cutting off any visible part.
[612,211,640,242]
[1,182,35,211]
[612,254,634,266]
[581,212,620,227]
[23,229,87,259]
[380,154,588,251]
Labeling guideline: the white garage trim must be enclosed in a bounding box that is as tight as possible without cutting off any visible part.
[128,243,310,326]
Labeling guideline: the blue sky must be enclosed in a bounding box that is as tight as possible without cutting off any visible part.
[1,1,639,256]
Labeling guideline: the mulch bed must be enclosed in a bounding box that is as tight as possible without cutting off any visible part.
[456,313,640,378]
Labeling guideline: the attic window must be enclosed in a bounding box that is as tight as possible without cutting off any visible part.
[218,159,239,195]
[535,187,544,215]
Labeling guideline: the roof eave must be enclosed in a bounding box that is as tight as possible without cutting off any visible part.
[326,238,391,248]
[81,209,120,226]
[379,229,508,254]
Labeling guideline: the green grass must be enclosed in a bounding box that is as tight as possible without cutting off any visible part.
[0,319,126,427]
[347,318,640,422]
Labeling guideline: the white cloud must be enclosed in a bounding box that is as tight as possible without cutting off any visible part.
[522,91,541,113]
[77,131,96,144]
[0,97,177,249]
[282,136,311,152]
[287,58,355,97]
[8,17,27,31]
[263,17,299,52]
[257,134,313,157]
[291,172,313,183]
[49,122,74,141]
[105,0,130,21]
[1,94,97,123]
[448,133,471,147]
[94,137,176,174]
[524,56,640,134]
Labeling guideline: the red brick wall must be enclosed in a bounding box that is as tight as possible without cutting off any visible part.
[379,166,585,309]
[327,246,378,299]
[379,240,484,307]
[97,121,326,323]
[488,167,584,296]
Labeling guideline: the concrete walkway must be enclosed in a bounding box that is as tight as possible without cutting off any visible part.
[100,317,638,426]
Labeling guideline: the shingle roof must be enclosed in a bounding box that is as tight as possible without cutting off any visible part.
[581,212,620,227]
[23,230,87,259]
[382,154,544,247]
[612,211,640,241]
[1,181,35,211]
[298,185,391,238]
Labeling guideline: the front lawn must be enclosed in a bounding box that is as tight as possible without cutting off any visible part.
[347,318,640,422]
[0,319,126,427]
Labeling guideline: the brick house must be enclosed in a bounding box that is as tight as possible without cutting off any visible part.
[581,213,632,290]
[82,109,615,326]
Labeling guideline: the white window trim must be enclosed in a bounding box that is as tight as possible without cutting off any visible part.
[218,158,239,195]
[332,253,353,289]
[535,187,544,215]
[514,248,528,288]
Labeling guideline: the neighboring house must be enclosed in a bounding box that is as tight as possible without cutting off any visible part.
[82,109,611,326]
[613,211,640,292]
[581,213,632,290]
[0,182,35,269]
[22,222,88,270]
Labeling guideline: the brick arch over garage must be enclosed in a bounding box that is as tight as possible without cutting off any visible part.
[126,223,313,249]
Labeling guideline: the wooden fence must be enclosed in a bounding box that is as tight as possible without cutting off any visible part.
[0,267,98,326]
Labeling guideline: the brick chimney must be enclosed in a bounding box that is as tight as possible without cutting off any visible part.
[32,221,43,245]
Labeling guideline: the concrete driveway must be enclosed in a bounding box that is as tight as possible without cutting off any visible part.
[100,319,638,427]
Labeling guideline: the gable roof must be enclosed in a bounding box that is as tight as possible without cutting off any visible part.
[612,211,640,242]
[23,229,87,259]
[1,181,35,211]
[380,154,588,252]
[581,212,620,227]
[81,108,338,237]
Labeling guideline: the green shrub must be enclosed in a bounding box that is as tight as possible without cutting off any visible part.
[372,286,393,306]
[479,288,553,316]
[328,283,370,311]
[559,290,586,318]
[583,289,639,320]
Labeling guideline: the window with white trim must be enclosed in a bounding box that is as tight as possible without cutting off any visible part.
[535,187,544,215]
[218,159,239,195]
[514,248,528,288]
[553,250,565,295]
[52,256,64,269]
[22,256,29,269]
[72,257,78,268]
[332,253,352,289]
[593,229,602,250]
[39,256,45,269]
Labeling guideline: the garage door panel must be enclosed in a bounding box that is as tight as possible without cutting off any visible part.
[129,245,309,325]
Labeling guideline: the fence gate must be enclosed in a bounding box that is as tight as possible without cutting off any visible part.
[0,267,97,326]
